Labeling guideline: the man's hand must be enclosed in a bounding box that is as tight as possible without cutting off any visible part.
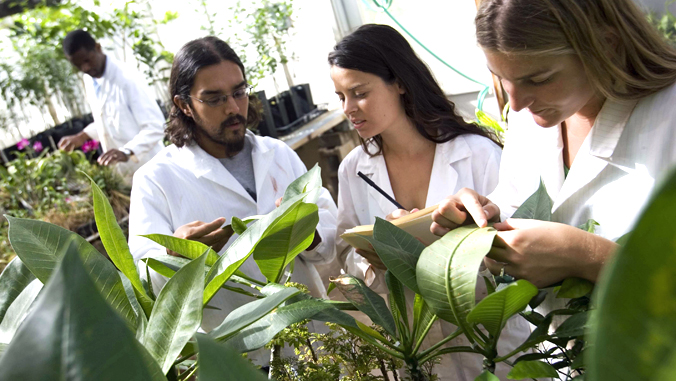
[58,131,89,152]
[430,188,500,236]
[98,149,130,166]
[169,217,234,257]
[356,248,386,271]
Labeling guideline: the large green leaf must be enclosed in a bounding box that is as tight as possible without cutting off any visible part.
[142,234,220,266]
[587,168,676,381]
[511,179,552,220]
[6,216,137,328]
[466,279,538,337]
[227,299,338,352]
[253,202,319,283]
[416,225,497,330]
[556,278,593,299]
[144,251,208,374]
[209,284,302,340]
[0,278,42,344]
[89,178,153,316]
[0,257,36,323]
[203,197,315,305]
[386,270,410,335]
[196,334,268,381]
[553,311,589,339]
[330,274,397,337]
[372,217,425,294]
[507,360,558,379]
[0,247,165,381]
[281,163,322,204]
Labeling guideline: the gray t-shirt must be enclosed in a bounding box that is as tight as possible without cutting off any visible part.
[219,138,257,201]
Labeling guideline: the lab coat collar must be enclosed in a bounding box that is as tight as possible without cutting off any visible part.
[355,137,472,216]
[552,98,637,211]
[426,136,472,207]
[178,130,274,205]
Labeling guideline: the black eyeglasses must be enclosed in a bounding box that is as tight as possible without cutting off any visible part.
[189,85,253,107]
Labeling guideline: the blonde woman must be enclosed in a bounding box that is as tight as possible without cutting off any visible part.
[432,0,676,290]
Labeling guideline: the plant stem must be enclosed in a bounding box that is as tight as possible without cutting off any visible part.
[474,326,490,344]
[416,328,463,361]
[306,338,318,363]
[418,346,482,366]
[178,363,197,381]
[232,272,267,287]
[379,359,391,381]
[411,315,439,355]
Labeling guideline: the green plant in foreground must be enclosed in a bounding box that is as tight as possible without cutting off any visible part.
[0,165,362,380]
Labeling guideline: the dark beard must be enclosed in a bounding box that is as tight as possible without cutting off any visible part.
[194,114,247,155]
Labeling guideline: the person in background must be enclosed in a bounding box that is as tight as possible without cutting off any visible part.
[432,0,676,304]
[59,29,165,183]
[128,36,337,366]
[330,24,525,380]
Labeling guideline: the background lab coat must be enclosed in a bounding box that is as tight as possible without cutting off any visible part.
[333,134,530,381]
[83,56,165,182]
[128,131,338,364]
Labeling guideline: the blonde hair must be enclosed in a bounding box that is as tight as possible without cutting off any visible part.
[476,0,676,101]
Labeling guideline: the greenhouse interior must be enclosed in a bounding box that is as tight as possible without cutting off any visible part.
[1,0,676,380]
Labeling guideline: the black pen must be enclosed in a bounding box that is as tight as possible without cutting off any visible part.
[357,171,406,210]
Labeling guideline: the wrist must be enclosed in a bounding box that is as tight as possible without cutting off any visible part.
[574,230,617,283]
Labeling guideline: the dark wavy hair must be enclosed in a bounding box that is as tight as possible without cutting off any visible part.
[328,24,499,156]
[166,36,261,147]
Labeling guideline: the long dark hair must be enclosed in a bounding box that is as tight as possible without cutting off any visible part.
[328,24,498,156]
[166,36,261,147]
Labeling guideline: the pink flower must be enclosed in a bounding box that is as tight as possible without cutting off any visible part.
[33,141,43,153]
[82,139,100,153]
[17,139,29,150]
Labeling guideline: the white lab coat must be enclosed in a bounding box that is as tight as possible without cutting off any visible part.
[490,81,676,323]
[83,56,165,183]
[334,134,531,381]
[128,131,338,364]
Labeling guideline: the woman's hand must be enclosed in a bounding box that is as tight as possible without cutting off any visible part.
[484,219,617,288]
[385,208,419,221]
[430,188,500,236]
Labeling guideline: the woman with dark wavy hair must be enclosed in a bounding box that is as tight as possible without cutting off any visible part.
[330,24,521,380]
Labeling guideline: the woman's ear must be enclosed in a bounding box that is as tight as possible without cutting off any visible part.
[174,95,193,118]
[396,80,406,95]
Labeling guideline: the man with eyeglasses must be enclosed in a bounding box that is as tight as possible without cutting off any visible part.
[128,36,338,365]
[59,29,165,183]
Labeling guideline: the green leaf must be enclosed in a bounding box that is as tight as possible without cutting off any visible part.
[253,202,318,283]
[412,294,437,351]
[209,284,301,340]
[142,234,220,265]
[281,163,322,204]
[203,196,316,305]
[467,279,538,337]
[231,216,249,235]
[6,216,137,328]
[88,177,153,316]
[0,278,42,344]
[0,257,36,323]
[553,311,589,339]
[196,334,268,381]
[144,251,208,374]
[587,168,676,381]
[371,217,425,294]
[475,370,500,381]
[416,225,497,331]
[0,247,165,381]
[507,360,558,379]
[329,274,397,337]
[511,179,552,221]
[578,219,600,233]
[327,282,336,295]
[556,278,593,299]
[227,299,337,352]
[386,270,410,333]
